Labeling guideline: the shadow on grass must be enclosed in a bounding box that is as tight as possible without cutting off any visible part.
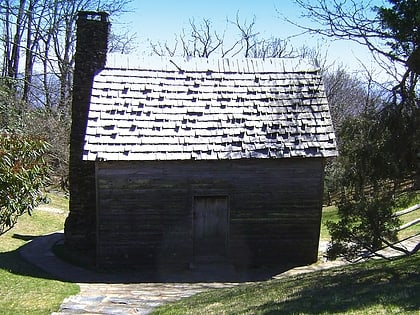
[12,233,40,241]
[254,254,420,314]
[0,233,99,283]
[0,248,59,281]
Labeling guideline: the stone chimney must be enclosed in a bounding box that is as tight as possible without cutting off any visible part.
[65,11,109,249]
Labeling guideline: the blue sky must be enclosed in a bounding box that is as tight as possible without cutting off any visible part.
[113,0,382,74]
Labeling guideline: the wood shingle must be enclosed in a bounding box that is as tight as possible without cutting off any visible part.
[83,55,337,161]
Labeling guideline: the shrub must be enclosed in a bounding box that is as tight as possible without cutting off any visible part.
[0,133,50,235]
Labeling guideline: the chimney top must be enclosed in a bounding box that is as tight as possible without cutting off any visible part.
[77,11,109,22]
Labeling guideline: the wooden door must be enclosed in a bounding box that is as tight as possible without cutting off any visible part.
[193,196,229,261]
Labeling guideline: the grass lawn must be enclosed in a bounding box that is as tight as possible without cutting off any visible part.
[319,205,339,241]
[152,253,420,314]
[395,191,420,240]
[320,190,420,241]
[0,193,79,315]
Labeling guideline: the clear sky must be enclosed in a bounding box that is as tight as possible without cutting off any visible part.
[112,0,382,75]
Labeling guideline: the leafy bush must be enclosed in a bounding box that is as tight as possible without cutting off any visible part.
[0,133,49,235]
[325,105,418,261]
[327,190,401,261]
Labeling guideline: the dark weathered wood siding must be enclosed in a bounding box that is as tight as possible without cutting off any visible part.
[96,158,325,267]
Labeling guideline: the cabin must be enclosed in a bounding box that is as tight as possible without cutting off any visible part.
[65,12,338,269]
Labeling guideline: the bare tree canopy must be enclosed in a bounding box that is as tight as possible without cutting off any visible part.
[0,0,133,107]
[0,0,134,185]
[292,0,420,106]
[149,13,292,59]
[291,1,391,60]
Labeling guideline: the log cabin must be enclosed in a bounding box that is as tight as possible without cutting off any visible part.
[66,11,338,268]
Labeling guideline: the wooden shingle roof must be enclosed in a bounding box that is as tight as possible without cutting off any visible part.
[83,55,337,161]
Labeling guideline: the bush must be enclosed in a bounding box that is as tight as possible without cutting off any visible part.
[0,133,50,235]
[327,189,401,261]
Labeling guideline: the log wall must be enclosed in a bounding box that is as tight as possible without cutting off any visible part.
[96,158,325,268]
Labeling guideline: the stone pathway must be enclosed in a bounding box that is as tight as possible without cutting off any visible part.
[52,282,242,315]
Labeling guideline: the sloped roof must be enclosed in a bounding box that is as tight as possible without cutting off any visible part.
[83,55,337,161]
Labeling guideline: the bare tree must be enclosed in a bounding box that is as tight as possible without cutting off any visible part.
[1,0,27,82]
[149,39,178,57]
[249,37,291,59]
[290,0,390,61]
[1,0,134,106]
[230,13,258,58]
[290,0,420,105]
[150,18,224,58]
[108,29,137,54]
[324,67,384,132]
[186,18,224,57]
[149,14,291,59]
[0,0,134,184]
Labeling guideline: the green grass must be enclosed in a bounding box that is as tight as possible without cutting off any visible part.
[398,210,420,239]
[0,193,79,315]
[152,253,420,315]
[320,205,339,241]
[44,191,70,213]
[395,190,420,239]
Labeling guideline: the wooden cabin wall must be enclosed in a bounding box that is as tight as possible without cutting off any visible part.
[96,158,325,267]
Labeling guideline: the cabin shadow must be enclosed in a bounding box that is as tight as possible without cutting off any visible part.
[90,263,294,284]
[53,243,297,283]
[16,232,299,284]
[0,248,59,281]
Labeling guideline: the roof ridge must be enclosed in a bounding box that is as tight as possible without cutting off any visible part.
[105,54,319,73]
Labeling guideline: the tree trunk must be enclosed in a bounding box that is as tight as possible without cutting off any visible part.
[1,0,12,78]
[23,0,34,103]
[9,0,27,80]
